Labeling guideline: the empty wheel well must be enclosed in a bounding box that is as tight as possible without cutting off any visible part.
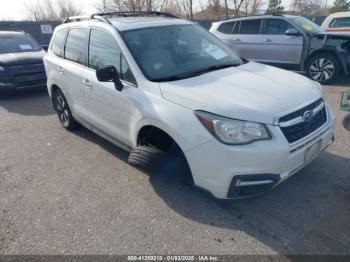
[137,126,182,155]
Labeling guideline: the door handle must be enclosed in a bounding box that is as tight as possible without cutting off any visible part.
[82,79,92,88]
[263,38,272,43]
[57,66,64,73]
[233,38,240,42]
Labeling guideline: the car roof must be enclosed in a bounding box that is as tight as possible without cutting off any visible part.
[215,14,299,24]
[326,11,350,19]
[109,17,192,31]
[57,16,193,32]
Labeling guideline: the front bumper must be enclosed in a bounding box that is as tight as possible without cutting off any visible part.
[0,64,47,92]
[185,104,335,199]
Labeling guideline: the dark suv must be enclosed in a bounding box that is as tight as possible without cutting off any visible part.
[0,31,47,94]
[210,15,350,83]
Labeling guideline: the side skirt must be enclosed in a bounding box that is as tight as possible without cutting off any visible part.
[72,113,132,153]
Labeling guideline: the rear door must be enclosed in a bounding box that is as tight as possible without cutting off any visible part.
[61,27,89,119]
[233,19,263,60]
[261,18,303,65]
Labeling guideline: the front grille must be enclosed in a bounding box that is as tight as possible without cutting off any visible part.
[15,73,47,87]
[9,63,47,87]
[279,99,327,143]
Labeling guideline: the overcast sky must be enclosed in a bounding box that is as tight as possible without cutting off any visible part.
[0,0,332,20]
[0,0,100,20]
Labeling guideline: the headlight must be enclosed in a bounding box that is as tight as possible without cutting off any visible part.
[0,66,5,71]
[195,111,271,145]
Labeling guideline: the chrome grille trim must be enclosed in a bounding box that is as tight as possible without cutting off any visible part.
[279,101,325,128]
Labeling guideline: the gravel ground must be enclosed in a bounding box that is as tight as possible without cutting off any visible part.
[0,80,349,255]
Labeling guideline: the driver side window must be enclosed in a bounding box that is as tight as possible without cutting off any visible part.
[88,28,136,85]
[265,19,294,35]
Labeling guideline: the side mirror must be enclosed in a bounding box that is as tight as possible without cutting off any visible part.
[96,65,123,91]
[285,28,300,36]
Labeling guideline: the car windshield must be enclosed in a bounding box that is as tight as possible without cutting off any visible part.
[0,34,42,54]
[288,16,323,34]
[121,24,244,82]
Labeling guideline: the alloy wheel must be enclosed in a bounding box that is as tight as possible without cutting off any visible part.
[55,94,70,127]
[309,58,335,82]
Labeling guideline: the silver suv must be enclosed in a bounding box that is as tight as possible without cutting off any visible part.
[210,15,350,83]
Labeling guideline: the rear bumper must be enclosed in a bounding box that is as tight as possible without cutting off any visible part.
[185,104,335,199]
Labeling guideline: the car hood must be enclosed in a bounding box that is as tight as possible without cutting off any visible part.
[0,50,45,66]
[160,62,322,125]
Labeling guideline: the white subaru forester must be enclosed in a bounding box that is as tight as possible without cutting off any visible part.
[44,12,335,199]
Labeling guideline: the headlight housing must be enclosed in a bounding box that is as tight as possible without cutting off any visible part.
[195,111,271,145]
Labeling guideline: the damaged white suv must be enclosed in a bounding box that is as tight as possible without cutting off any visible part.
[44,12,335,198]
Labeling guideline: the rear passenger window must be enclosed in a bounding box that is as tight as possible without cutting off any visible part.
[218,22,235,34]
[240,19,262,34]
[51,29,67,57]
[88,29,136,85]
[64,28,88,64]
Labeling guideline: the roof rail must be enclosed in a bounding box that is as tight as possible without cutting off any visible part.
[91,11,178,19]
[63,15,110,24]
[222,13,284,20]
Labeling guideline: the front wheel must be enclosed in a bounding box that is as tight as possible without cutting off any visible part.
[306,54,341,84]
[52,89,78,130]
[343,114,350,131]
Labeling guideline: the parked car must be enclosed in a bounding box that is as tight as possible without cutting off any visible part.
[0,31,47,95]
[45,12,335,199]
[321,11,350,34]
[210,15,350,83]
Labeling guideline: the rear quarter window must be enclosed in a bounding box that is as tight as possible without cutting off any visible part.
[218,22,235,34]
[51,29,67,57]
[330,17,350,28]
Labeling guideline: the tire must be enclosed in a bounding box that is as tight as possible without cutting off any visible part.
[52,89,79,130]
[306,53,341,84]
[343,114,350,131]
[128,145,193,184]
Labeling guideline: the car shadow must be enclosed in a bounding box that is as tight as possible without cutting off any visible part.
[0,88,54,116]
[67,124,350,254]
[334,77,350,87]
[71,127,130,163]
[147,150,350,254]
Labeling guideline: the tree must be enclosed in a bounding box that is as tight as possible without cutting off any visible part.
[232,0,246,16]
[96,0,167,12]
[24,0,81,21]
[291,0,322,15]
[331,0,349,12]
[177,0,194,19]
[265,0,284,14]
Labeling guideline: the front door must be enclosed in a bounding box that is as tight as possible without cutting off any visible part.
[262,18,304,65]
[82,28,140,145]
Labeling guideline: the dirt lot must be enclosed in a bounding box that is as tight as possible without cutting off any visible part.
[0,80,350,255]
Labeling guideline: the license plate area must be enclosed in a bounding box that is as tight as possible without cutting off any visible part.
[304,140,322,163]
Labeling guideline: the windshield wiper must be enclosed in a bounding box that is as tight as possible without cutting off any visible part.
[154,63,240,82]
